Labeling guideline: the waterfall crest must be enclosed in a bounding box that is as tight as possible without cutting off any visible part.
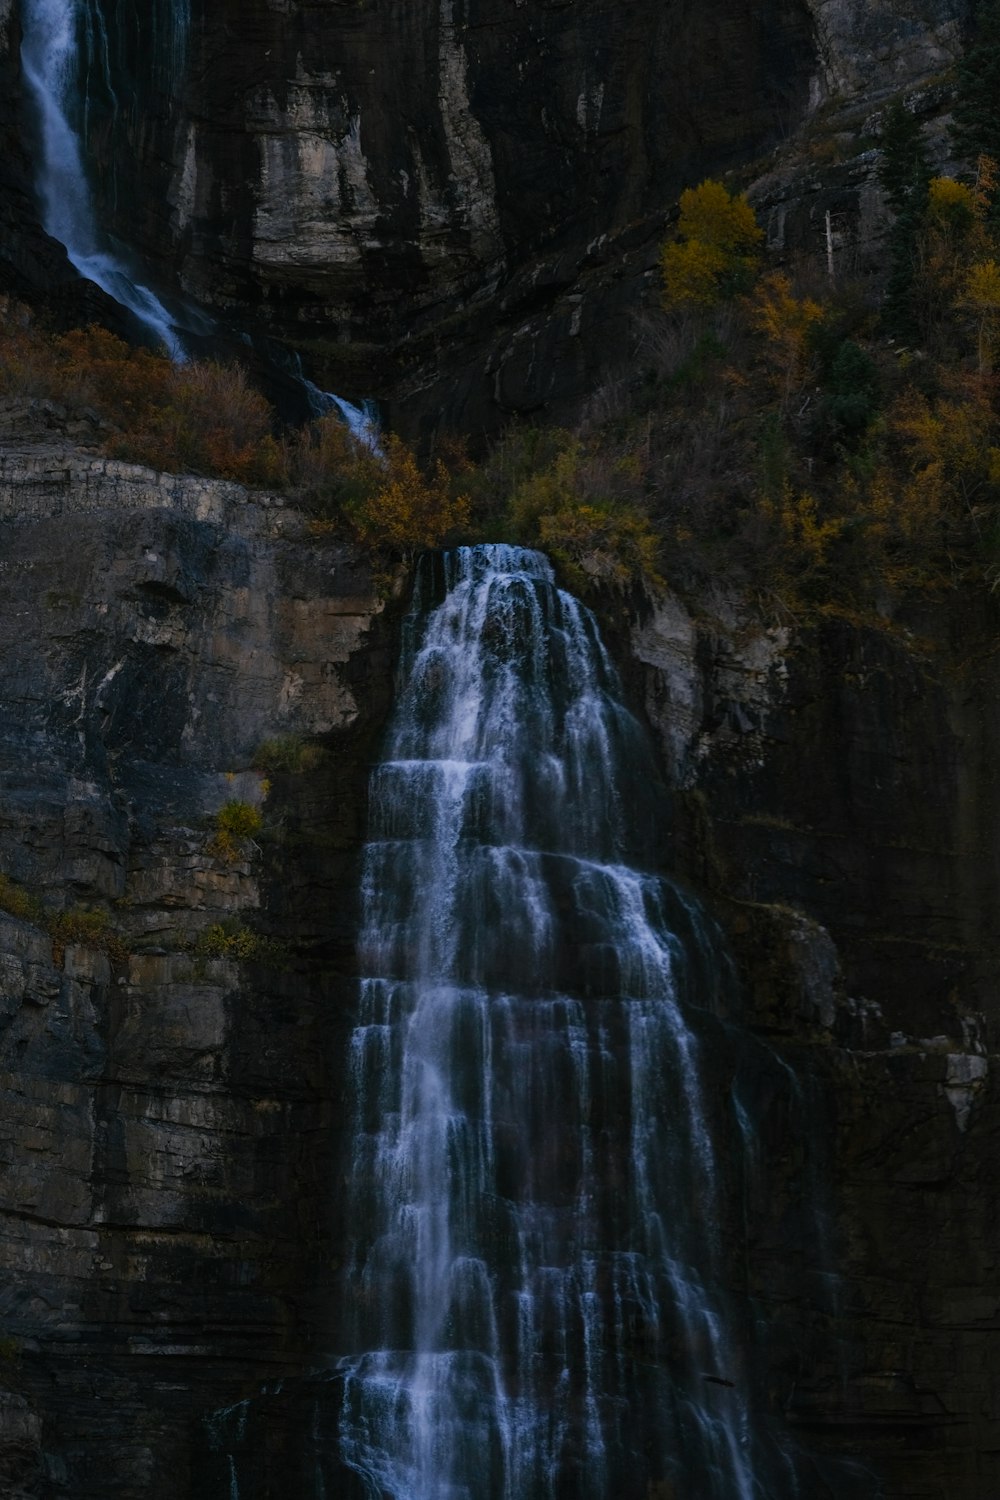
[337,545,756,1500]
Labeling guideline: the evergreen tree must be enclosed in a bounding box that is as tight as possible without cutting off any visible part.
[877,100,932,337]
[951,0,1000,167]
[877,98,931,212]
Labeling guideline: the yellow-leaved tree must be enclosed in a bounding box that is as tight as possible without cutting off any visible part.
[747,272,823,410]
[661,180,763,308]
[961,258,1000,372]
[345,435,471,559]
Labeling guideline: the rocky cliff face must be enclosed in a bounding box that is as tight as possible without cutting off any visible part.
[0,425,398,1497]
[2,420,999,1495]
[632,588,1000,1494]
[2,1,999,1493]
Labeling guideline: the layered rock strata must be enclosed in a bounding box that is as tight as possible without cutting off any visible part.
[0,432,394,1497]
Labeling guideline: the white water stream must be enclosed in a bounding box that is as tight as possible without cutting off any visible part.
[20,0,375,439]
[21,0,186,356]
[336,546,756,1499]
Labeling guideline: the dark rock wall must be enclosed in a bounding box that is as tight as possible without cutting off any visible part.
[1,442,999,1494]
[0,0,969,431]
[632,592,1000,1494]
[3,0,819,425]
[172,0,819,428]
[0,442,396,1497]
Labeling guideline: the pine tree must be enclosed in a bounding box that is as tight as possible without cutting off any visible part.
[877,98,931,213]
[951,0,1000,167]
[877,100,932,337]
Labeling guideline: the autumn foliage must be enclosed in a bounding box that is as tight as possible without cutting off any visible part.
[661,180,763,308]
[0,303,472,562]
[0,306,282,484]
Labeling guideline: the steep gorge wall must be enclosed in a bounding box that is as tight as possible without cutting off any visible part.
[1,1,998,1492]
[1,431,999,1494]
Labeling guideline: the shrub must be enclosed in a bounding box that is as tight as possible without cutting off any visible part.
[538,500,663,594]
[252,735,323,775]
[0,874,127,966]
[288,411,382,509]
[113,360,286,485]
[0,873,44,925]
[209,801,264,864]
[343,434,471,557]
[0,302,284,486]
[192,920,282,963]
[49,907,128,967]
[747,272,823,409]
[927,176,978,237]
[53,324,172,426]
[507,438,662,593]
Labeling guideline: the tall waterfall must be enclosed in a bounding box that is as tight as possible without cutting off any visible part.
[21,0,186,356]
[336,545,759,1499]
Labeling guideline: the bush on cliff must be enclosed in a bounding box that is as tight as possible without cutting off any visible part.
[0,873,126,966]
[0,303,285,485]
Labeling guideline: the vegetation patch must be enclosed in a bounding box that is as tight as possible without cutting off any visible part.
[252,735,324,776]
[191,919,286,967]
[208,800,264,864]
[0,873,127,966]
[8,35,1000,620]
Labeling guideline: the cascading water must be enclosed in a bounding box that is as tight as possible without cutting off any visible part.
[19,0,378,441]
[335,545,759,1499]
[21,0,187,356]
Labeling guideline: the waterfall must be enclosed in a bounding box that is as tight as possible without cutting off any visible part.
[19,0,377,443]
[21,0,186,357]
[336,545,759,1500]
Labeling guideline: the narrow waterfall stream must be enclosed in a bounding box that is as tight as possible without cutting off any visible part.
[21,0,187,355]
[19,0,376,436]
[336,545,757,1499]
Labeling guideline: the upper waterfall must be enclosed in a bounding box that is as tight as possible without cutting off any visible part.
[19,0,377,441]
[21,0,186,357]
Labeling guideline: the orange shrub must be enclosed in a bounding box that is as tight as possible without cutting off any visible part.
[113,360,286,485]
[288,410,384,513]
[52,325,172,425]
[344,434,471,556]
